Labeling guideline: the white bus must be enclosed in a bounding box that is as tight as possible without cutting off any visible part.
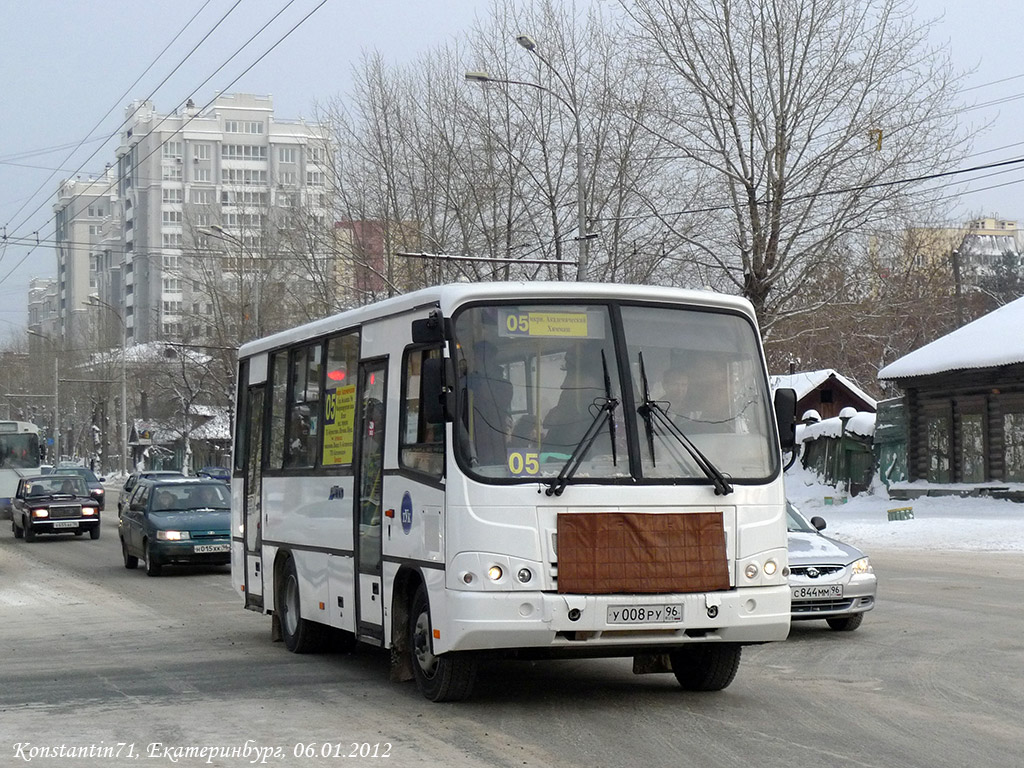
[0,420,43,517]
[231,283,796,701]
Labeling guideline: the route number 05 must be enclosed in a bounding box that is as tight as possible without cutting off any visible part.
[508,452,540,475]
[505,313,531,334]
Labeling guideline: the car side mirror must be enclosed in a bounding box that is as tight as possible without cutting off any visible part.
[98,476,106,482]
[810,516,827,531]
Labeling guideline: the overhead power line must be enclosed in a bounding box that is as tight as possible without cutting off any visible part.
[0,0,327,289]
[2,0,226,241]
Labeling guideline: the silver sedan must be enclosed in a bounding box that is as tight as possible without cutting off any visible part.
[787,500,877,631]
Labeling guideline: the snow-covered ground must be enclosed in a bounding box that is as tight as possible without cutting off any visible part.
[785,465,1024,553]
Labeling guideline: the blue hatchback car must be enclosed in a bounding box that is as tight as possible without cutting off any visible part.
[118,478,231,577]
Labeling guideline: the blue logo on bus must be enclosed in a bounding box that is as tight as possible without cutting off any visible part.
[401,491,413,534]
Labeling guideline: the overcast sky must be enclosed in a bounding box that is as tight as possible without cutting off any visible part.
[2,0,1023,341]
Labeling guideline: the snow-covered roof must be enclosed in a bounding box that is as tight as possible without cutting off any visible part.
[960,233,1018,257]
[797,411,876,442]
[132,404,231,444]
[878,295,1024,380]
[88,342,212,367]
[770,369,877,409]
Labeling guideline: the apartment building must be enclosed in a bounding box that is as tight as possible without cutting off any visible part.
[67,93,330,348]
[52,169,117,346]
[26,277,59,349]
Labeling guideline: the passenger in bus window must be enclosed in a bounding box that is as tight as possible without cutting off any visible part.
[543,345,606,451]
[465,341,512,466]
[662,365,725,434]
[509,414,540,451]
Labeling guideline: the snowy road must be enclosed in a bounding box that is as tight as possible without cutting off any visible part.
[2,486,1023,767]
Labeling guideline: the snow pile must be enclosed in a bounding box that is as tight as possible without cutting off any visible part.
[784,464,1024,553]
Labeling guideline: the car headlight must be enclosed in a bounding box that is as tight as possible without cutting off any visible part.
[850,557,872,575]
[31,508,49,519]
[157,530,190,541]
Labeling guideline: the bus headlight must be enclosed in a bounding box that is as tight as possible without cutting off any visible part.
[744,563,759,580]
[763,559,778,576]
[487,565,503,581]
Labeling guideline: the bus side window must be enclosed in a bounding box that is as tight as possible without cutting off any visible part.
[284,343,321,469]
[400,346,444,478]
[268,352,288,469]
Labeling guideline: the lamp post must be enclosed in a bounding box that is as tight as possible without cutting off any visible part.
[466,34,590,280]
[199,225,260,338]
[26,330,59,463]
[84,296,129,477]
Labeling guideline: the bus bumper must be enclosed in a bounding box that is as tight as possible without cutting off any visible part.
[435,585,790,654]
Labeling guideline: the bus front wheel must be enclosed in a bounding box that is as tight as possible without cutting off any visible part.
[409,584,477,702]
[669,643,742,691]
[277,555,329,653]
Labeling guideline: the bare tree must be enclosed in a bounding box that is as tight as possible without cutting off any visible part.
[318,0,683,291]
[621,0,971,329]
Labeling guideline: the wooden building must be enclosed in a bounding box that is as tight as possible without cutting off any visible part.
[770,369,877,421]
[878,297,1024,493]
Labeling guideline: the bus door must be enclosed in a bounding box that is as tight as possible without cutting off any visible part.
[243,385,265,610]
[354,359,387,642]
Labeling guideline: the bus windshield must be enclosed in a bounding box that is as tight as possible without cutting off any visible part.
[451,302,777,484]
[0,433,41,470]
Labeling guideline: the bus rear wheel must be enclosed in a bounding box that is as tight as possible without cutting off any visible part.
[409,585,477,702]
[669,644,742,691]
[277,555,329,653]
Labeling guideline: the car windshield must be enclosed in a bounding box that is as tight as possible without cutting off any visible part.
[451,301,777,485]
[53,468,98,483]
[26,476,88,496]
[150,483,230,511]
[786,501,819,533]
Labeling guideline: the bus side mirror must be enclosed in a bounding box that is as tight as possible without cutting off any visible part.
[412,311,446,344]
[774,387,797,450]
[421,357,452,423]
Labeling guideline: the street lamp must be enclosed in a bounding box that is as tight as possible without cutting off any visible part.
[466,34,591,280]
[26,329,60,463]
[84,296,129,477]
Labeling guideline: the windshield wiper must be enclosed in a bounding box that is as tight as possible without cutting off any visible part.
[545,351,619,497]
[636,352,733,496]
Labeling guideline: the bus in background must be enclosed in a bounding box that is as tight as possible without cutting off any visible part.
[0,421,43,518]
[231,283,797,701]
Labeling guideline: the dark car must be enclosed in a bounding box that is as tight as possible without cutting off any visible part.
[10,474,101,541]
[118,478,231,577]
[196,466,231,482]
[51,467,106,510]
[119,470,185,516]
